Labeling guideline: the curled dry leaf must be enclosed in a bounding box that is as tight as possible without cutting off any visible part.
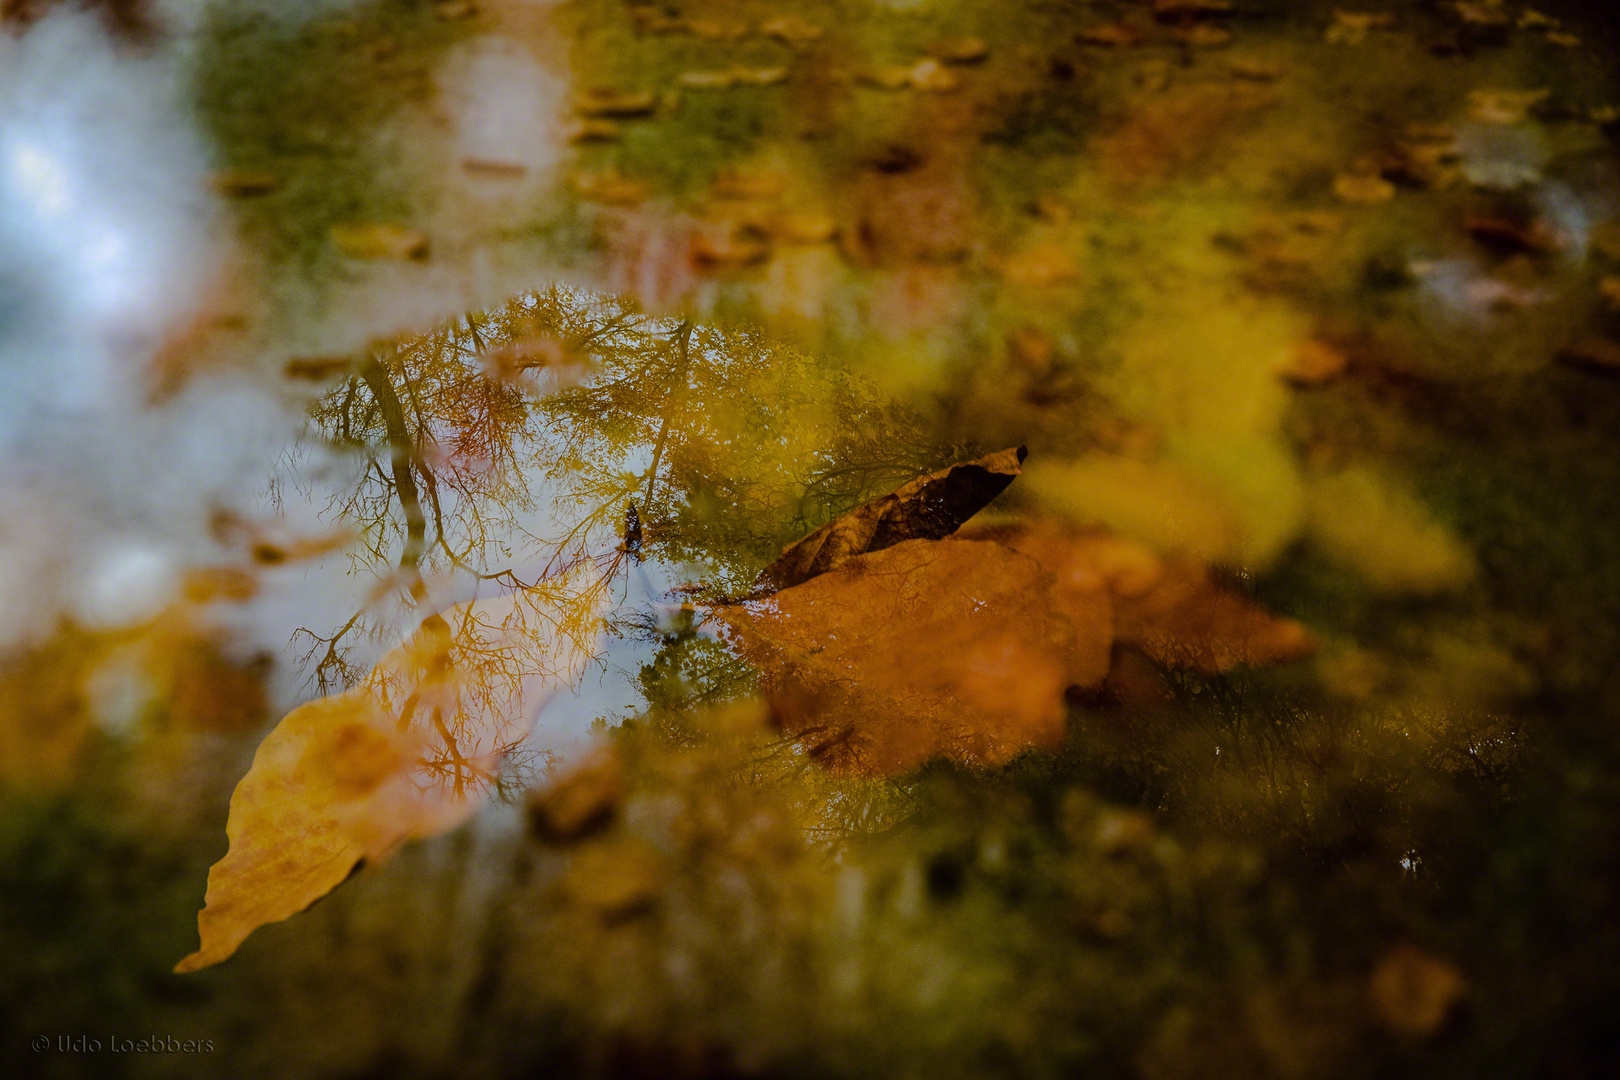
[759,446,1026,590]
[720,538,1112,776]
[175,569,610,972]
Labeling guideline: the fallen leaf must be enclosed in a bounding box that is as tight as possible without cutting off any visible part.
[1556,337,1620,374]
[928,37,988,64]
[721,537,1111,775]
[678,70,738,90]
[1599,276,1620,309]
[248,527,355,565]
[687,17,748,41]
[330,223,429,260]
[574,88,658,118]
[1467,88,1548,125]
[563,840,669,917]
[1110,557,1316,673]
[1079,23,1141,47]
[480,336,582,386]
[175,569,610,971]
[208,168,280,197]
[711,169,787,201]
[1175,25,1231,47]
[1279,339,1349,385]
[907,59,961,93]
[997,245,1080,287]
[1369,944,1466,1036]
[760,16,823,44]
[573,172,649,205]
[772,210,838,244]
[281,357,355,386]
[1326,11,1394,46]
[181,567,259,604]
[1334,173,1396,204]
[1453,1,1509,27]
[566,119,621,144]
[528,747,624,842]
[1464,212,1562,255]
[689,224,771,270]
[733,66,789,87]
[1153,0,1232,18]
[1229,58,1285,82]
[462,157,527,178]
[760,446,1026,590]
[979,522,1317,674]
[857,65,914,90]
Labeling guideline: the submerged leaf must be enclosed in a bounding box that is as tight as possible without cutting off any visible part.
[760,446,1026,590]
[722,538,1111,776]
[976,521,1317,674]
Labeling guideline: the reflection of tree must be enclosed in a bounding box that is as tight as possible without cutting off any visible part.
[290,286,941,691]
[331,559,618,806]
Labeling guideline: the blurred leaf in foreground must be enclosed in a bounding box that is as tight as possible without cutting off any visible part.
[175,565,612,972]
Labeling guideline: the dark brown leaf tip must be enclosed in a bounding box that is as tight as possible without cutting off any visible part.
[758,446,1027,591]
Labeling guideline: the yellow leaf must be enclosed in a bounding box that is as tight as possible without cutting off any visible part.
[175,568,610,972]
[329,223,429,260]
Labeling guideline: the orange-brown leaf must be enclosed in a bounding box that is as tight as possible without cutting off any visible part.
[721,537,1111,776]
[984,522,1316,674]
